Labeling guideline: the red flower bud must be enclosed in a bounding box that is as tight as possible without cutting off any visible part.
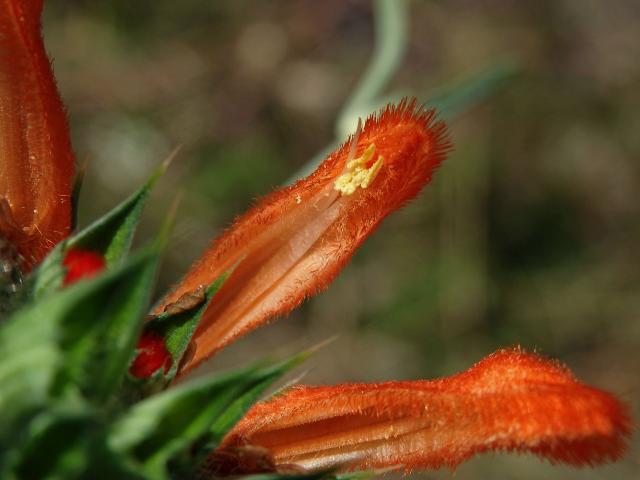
[62,249,106,286]
[129,330,172,378]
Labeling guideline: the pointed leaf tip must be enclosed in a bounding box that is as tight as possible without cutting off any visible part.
[153,191,183,253]
[160,145,182,175]
[68,161,168,265]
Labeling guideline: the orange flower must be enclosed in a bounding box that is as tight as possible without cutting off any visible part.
[0,0,75,271]
[4,5,632,478]
[156,100,450,375]
[211,348,631,474]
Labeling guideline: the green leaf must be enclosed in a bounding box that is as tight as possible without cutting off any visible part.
[53,249,159,403]
[427,61,518,120]
[68,160,169,266]
[12,410,94,480]
[147,269,233,381]
[0,283,68,451]
[28,241,68,299]
[108,354,305,479]
[0,249,159,469]
[208,349,313,444]
[71,164,87,231]
[10,408,149,480]
[0,246,158,408]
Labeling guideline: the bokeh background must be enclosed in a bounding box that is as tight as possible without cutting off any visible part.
[44,1,638,478]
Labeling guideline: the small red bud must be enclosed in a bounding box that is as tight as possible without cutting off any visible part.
[130,330,172,378]
[62,249,106,286]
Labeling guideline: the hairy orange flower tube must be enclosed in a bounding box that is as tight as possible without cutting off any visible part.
[156,100,450,375]
[0,0,75,270]
[212,348,631,475]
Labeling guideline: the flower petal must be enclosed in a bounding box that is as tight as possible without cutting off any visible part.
[0,0,75,270]
[211,348,631,474]
[156,99,450,375]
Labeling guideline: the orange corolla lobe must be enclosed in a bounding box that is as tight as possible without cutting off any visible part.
[0,0,75,270]
[157,99,450,375]
[214,348,631,474]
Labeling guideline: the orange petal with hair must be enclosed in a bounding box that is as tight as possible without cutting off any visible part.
[0,0,75,270]
[155,99,450,375]
[211,348,631,474]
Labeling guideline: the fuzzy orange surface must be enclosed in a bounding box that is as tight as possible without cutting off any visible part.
[156,99,450,375]
[213,348,631,474]
[0,0,75,270]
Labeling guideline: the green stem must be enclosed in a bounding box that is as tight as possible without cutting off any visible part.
[336,0,409,137]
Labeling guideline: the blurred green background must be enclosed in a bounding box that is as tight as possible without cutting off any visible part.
[44,1,638,478]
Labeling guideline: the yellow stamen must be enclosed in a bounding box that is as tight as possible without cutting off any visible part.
[334,144,384,196]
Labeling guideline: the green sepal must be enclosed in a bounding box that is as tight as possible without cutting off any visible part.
[51,248,159,404]
[107,353,306,480]
[145,268,233,381]
[208,347,313,445]
[184,348,317,477]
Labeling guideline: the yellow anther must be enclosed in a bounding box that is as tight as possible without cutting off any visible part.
[334,144,384,196]
[360,156,383,189]
[347,143,375,170]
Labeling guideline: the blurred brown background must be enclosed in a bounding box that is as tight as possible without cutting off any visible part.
[44,1,638,478]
